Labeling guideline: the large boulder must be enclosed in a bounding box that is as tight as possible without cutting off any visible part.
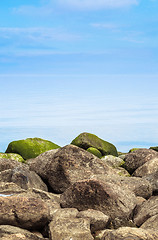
[140,214,158,230]
[0,153,25,163]
[0,158,24,172]
[60,179,136,222]
[0,225,46,240]
[134,196,158,227]
[71,132,118,157]
[5,138,60,160]
[29,144,114,193]
[97,227,158,240]
[132,157,158,177]
[143,170,158,195]
[124,148,158,174]
[0,195,50,230]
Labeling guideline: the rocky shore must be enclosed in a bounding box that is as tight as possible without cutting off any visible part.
[0,133,158,239]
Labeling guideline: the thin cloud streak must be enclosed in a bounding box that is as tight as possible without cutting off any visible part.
[58,0,139,10]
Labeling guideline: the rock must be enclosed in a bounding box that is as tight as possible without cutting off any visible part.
[124,148,158,174]
[49,217,93,240]
[27,149,59,180]
[120,176,153,199]
[0,225,46,240]
[129,148,142,152]
[0,158,24,172]
[5,138,60,160]
[60,179,136,222]
[143,170,158,195]
[98,227,158,240]
[29,144,114,193]
[0,166,48,191]
[133,157,158,177]
[150,146,158,152]
[101,155,125,168]
[77,209,110,233]
[112,167,130,177]
[140,214,158,230]
[0,182,27,195]
[0,195,50,230]
[0,153,25,163]
[71,132,118,156]
[134,196,158,227]
[87,147,102,158]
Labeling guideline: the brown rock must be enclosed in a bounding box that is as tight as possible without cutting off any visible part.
[60,179,136,221]
[134,196,158,227]
[0,195,50,230]
[0,225,46,240]
[99,227,158,240]
[0,158,25,172]
[124,149,158,174]
[0,167,48,191]
[77,209,110,233]
[133,157,158,177]
[29,145,114,193]
[140,214,158,230]
[49,217,93,240]
[143,170,158,194]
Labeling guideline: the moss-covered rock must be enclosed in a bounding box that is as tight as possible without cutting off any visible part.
[0,153,25,163]
[87,147,102,158]
[5,137,60,160]
[71,132,118,157]
[150,146,158,152]
[129,148,141,153]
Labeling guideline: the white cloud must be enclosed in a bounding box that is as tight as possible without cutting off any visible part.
[0,27,80,46]
[57,0,139,10]
[91,23,118,30]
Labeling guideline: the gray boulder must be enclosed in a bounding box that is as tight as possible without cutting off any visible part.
[124,148,158,174]
[133,157,158,177]
[60,179,136,222]
[134,196,158,227]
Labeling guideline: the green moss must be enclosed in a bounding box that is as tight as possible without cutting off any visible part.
[129,148,141,153]
[5,137,60,160]
[87,147,102,158]
[150,146,158,152]
[71,132,118,157]
[0,153,25,163]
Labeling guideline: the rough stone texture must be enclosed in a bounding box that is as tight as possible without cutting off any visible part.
[134,196,158,227]
[27,149,59,180]
[140,214,158,230]
[0,195,50,230]
[6,137,60,160]
[133,157,158,177]
[30,144,114,193]
[0,225,46,240]
[124,148,158,174]
[99,227,158,240]
[60,179,136,221]
[71,132,118,156]
[112,167,130,177]
[0,166,48,191]
[0,158,24,172]
[49,217,93,240]
[120,176,153,199]
[77,209,110,233]
[143,170,158,194]
[0,182,27,195]
[101,155,125,168]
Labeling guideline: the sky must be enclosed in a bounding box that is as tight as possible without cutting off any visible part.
[0,0,158,153]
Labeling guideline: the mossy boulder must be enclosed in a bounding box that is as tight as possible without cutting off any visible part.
[5,137,60,160]
[87,147,102,158]
[71,132,118,157]
[150,146,158,152]
[0,153,25,163]
[129,148,141,153]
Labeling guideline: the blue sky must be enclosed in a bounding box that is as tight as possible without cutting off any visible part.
[0,0,158,152]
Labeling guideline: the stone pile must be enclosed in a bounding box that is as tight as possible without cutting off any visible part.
[0,135,158,240]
